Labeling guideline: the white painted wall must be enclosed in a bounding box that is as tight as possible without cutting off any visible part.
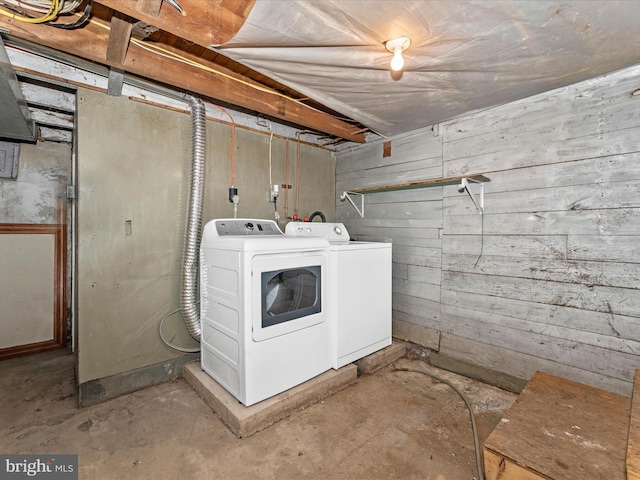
[0,234,54,348]
[336,64,640,396]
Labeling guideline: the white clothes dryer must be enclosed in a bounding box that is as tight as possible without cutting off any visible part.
[200,218,331,406]
[285,222,392,369]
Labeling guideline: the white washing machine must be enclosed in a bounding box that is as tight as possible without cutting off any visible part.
[285,222,392,369]
[200,218,331,406]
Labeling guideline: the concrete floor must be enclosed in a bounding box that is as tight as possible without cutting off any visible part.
[0,349,516,480]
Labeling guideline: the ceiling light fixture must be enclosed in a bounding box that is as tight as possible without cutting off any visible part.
[384,36,411,72]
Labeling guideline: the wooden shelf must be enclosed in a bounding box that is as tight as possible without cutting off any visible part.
[347,174,490,195]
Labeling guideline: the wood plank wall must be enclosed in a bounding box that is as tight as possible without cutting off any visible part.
[335,64,640,396]
[336,127,444,351]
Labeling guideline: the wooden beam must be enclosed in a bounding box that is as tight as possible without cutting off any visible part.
[0,15,366,143]
[137,0,162,17]
[98,0,256,45]
[106,13,133,66]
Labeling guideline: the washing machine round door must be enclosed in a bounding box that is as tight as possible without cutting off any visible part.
[251,251,327,341]
[264,268,319,320]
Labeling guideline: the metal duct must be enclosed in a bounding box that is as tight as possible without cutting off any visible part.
[0,37,36,142]
[180,95,206,342]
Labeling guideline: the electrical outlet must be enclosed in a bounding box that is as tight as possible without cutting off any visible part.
[269,184,279,202]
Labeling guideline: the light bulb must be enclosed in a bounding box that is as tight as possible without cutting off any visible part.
[390,48,404,71]
[384,36,410,72]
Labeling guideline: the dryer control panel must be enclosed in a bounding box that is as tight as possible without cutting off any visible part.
[214,219,283,236]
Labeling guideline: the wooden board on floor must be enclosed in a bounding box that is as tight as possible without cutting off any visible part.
[627,369,640,480]
[484,371,630,480]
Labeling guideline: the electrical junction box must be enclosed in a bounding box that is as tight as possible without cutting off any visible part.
[0,141,19,179]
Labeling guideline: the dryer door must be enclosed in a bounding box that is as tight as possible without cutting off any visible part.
[251,251,327,342]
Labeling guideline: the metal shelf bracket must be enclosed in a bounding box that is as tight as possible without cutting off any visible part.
[340,191,365,218]
[459,177,484,214]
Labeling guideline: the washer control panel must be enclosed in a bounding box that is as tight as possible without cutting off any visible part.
[285,222,350,242]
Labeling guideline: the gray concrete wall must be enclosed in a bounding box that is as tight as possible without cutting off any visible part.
[202,122,336,223]
[0,141,71,224]
[76,88,334,390]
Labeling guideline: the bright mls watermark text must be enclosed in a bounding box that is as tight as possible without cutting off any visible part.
[1,455,77,479]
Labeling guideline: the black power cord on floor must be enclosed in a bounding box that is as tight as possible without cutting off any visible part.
[392,366,485,480]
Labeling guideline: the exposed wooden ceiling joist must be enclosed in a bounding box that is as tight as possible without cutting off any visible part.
[137,0,163,18]
[11,74,77,143]
[105,12,133,66]
[0,1,366,143]
[99,0,256,46]
[18,80,75,113]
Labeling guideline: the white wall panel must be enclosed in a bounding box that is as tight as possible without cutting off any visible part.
[0,234,54,348]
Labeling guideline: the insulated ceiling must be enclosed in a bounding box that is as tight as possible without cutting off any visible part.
[211,0,640,137]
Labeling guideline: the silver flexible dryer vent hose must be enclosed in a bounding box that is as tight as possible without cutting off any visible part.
[180,95,206,342]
